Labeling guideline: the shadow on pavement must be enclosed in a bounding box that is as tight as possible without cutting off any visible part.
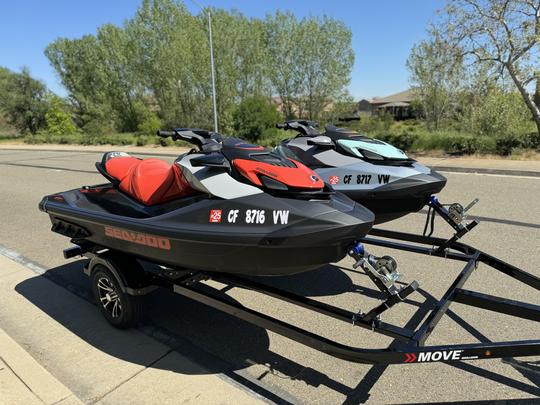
[15,259,540,404]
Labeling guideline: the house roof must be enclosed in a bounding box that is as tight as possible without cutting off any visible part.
[378,101,410,108]
[370,89,416,105]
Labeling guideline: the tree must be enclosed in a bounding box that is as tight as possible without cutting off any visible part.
[44,0,356,134]
[407,30,465,130]
[437,0,540,137]
[232,96,282,141]
[535,73,540,108]
[44,95,78,135]
[265,12,354,120]
[0,67,49,134]
[45,35,113,132]
[296,16,354,120]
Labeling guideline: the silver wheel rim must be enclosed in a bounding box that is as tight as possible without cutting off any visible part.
[97,276,122,319]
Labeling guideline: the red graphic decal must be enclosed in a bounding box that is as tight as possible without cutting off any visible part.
[404,353,417,363]
[209,209,222,223]
[329,175,339,185]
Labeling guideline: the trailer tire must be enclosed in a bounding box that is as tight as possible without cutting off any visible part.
[91,265,142,328]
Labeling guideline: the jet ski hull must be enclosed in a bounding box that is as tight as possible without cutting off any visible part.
[276,141,447,224]
[40,185,374,276]
[312,166,447,224]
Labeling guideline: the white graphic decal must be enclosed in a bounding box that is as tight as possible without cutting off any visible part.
[246,209,266,224]
[227,209,240,223]
[418,350,463,362]
[273,210,290,225]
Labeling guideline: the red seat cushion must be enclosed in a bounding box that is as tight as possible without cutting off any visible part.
[105,157,195,205]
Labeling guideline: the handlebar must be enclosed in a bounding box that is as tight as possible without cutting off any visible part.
[157,130,176,138]
[275,120,320,136]
[156,128,222,152]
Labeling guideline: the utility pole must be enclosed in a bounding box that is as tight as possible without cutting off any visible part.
[208,11,218,133]
[190,0,218,132]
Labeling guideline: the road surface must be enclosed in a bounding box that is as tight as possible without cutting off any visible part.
[0,148,539,404]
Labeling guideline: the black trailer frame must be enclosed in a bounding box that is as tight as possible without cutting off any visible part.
[68,198,540,366]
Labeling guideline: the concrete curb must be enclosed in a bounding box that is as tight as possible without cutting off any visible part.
[431,165,540,177]
[0,328,82,405]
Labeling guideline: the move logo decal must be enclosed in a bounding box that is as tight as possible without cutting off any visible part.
[404,350,464,363]
[104,226,171,250]
[329,175,339,185]
[209,209,222,223]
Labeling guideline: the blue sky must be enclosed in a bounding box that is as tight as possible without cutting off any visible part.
[0,0,444,100]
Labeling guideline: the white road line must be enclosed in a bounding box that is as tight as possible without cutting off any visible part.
[439,171,540,180]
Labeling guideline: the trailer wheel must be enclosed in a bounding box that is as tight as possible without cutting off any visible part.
[91,265,142,328]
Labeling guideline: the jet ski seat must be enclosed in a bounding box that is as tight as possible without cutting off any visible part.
[96,152,195,205]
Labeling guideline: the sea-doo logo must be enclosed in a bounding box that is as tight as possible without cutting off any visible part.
[209,209,222,223]
[104,226,171,250]
[255,166,278,178]
[329,175,339,185]
[404,350,464,363]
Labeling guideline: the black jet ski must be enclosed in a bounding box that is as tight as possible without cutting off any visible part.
[274,120,447,224]
[39,128,375,276]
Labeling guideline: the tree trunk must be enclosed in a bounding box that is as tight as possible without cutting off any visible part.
[535,73,540,109]
[506,64,540,139]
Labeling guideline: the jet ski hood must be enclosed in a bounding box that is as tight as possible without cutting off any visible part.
[337,138,409,161]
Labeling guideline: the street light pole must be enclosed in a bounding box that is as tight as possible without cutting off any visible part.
[190,0,218,133]
[207,11,218,133]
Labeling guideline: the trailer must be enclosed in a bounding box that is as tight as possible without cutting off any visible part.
[63,197,540,365]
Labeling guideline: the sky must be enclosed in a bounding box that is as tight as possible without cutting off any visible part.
[0,0,444,100]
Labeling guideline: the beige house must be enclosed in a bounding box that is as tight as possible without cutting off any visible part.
[357,89,417,120]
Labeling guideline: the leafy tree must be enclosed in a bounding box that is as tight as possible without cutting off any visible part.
[295,16,354,120]
[44,0,356,135]
[407,31,465,130]
[265,11,304,119]
[44,95,78,135]
[436,0,540,138]
[265,12,354,120]
[0,67,49,134]
[45,35,113,132]
[232,96,282,141]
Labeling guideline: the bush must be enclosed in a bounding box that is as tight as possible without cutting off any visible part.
[489,133,539,155]
[43,96,78,136]
[135,101,162,135]
[232,97,282,142]
[376,132,417,151]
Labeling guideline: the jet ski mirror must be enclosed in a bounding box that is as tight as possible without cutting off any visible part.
[306,136,335,148]
[190,153,230,168]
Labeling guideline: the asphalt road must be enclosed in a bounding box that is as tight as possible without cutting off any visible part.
[0,148,539,404]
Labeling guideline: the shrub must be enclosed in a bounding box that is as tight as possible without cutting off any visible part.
[232,97,282,142]
[158,136,174,147]
[376,132,417,151]
[44,96,78,136]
